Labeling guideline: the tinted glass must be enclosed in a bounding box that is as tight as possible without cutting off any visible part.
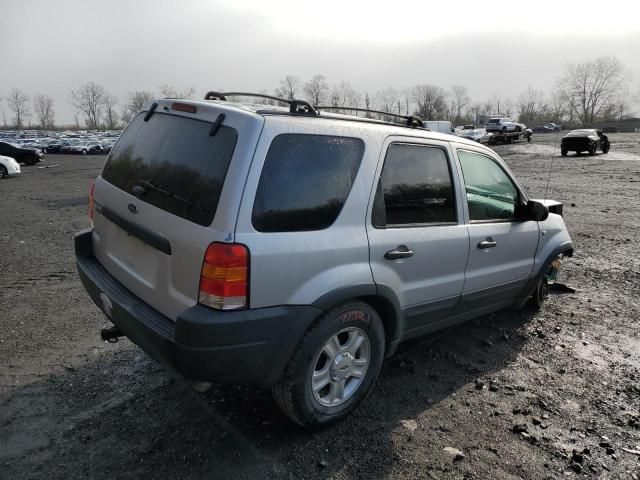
[102,112,237,227]
[457,150,518,221]
[374,144,455,227]
[252,134,364,232]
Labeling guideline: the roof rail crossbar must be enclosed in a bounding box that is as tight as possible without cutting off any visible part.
[315,106,424,128]
[204,91,318,115]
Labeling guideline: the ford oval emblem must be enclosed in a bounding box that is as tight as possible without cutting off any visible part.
[128,203,139,214]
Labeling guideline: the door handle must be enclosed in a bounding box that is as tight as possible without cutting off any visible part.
[477,238,497,249]
[385,245,414,260]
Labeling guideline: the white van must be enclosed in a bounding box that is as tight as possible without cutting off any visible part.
[424,120,455,134]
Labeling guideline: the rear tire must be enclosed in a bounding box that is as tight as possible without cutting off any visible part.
[82,149,87,155]
[0,165,8,178]
[272,301,385,428]
[561,149,568,156]
[589,147,596,156]
[501,127,507,134]
[602,143,610,154]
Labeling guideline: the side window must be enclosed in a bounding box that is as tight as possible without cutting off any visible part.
[373,143,456,228]
[457,150,519,222]
[252,134,364,232]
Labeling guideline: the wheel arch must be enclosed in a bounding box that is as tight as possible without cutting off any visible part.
[311,284,403,357]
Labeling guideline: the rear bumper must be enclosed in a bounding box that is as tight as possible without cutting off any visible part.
[561,140,594,151]
[74,229,321,386]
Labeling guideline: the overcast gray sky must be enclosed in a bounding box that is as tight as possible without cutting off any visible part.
[2,0,639,125]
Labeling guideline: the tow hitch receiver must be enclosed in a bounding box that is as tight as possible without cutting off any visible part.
[101,325,123,343]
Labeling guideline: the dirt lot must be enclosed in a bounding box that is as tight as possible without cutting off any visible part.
[1,134,640,479]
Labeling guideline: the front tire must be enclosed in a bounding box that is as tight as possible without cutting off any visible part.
[561,149,568,156]
[82,149,87,155]
[531,277,548,309]
[272,301,385,428]
[0,165,8,178]
[602,143,610,154]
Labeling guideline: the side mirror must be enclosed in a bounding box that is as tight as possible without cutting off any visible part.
[521,200,549,222]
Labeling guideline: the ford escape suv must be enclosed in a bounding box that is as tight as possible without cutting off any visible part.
[75,92,573,427]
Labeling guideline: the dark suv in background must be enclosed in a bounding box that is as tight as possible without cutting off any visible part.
[561,129,610,156]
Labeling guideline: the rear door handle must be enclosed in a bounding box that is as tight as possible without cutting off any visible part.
[477,238,497,249]
[385,245,414,260]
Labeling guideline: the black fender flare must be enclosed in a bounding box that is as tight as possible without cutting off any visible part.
[311,284,403,356]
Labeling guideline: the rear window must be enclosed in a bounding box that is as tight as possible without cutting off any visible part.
[252,134,364,232]
[488,119,500,124]
[102,112,237,227]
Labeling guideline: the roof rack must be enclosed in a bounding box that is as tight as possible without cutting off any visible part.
[204,91,318,115]
[315,106,424,128]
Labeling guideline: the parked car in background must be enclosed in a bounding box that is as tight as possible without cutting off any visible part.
[545,123,561,131]
[485,117,525,134]
[424,120,455,134]
[456,127,493,144]
[533,125,555,133]
[100,140,117,154]
[561,129,610,156]
[0,141,44,165]
[68,141,103,155]
[0,155,21,178]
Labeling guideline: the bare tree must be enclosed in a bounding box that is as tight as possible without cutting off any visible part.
[329,81,360,110]
[158,84,196,99]
[557,56,630,126]
[122,90,154,122]
[33,94,55,129]
[303,75,329,106]
[274,75,301,100]
[517,86,546,126]
[103,93,119,129]
[450,85,470,124]
[69,82,108,129]
[603,94,633,121]
[7,89,30,128]
[547,89,568,123]
[412,84,447,120]
[375,87,400,113]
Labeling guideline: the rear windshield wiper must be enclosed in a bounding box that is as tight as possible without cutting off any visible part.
[137,179,210,213]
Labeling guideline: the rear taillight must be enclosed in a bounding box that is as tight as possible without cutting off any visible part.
[198,243,249,310]
[89,181,95,223]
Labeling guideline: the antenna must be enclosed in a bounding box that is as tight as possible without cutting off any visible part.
[543,129,561,201]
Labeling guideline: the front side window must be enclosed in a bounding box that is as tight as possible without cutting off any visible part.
[373,143,455,227]
[252,134,364,232]
[457,150,518,222]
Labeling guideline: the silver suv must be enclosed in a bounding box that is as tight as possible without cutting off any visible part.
[485,117,525,134]
[75,92,573,427]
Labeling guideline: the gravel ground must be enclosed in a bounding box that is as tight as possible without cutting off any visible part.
[1,134,639,479]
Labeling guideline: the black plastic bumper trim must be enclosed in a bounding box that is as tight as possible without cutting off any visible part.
[74,229,321,385]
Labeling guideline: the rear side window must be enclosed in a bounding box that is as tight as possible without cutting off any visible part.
[252,134,364,232]
[373,143,456,227]
[102,112,237,227]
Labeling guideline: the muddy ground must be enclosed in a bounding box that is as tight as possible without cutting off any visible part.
[1,133,639,479]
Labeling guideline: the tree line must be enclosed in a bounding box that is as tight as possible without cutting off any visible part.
[0,56,635,130]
